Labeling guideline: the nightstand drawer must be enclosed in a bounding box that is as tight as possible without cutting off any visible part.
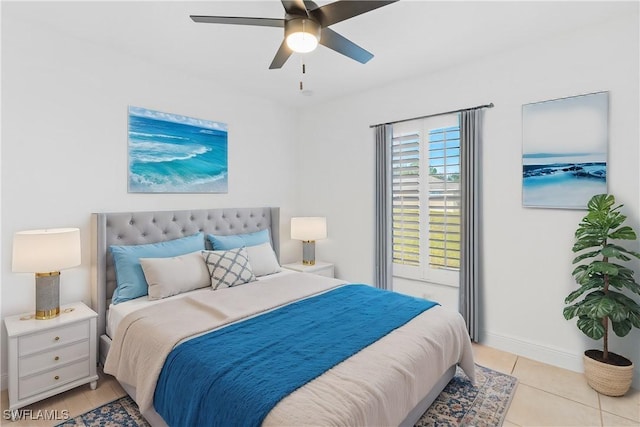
[19,321,89,356]
[19,340,89,377]
[18,358,90,400]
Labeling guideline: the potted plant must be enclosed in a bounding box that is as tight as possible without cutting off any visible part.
[564,194,640,396]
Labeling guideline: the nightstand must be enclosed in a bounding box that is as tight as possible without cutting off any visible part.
[282,261,335,278]
[5,301,99,420]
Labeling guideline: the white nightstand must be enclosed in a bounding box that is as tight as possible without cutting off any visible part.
[4,301,99,420]
[282,261,335,278]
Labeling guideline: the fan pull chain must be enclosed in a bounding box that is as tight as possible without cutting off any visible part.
[299,61,306,91]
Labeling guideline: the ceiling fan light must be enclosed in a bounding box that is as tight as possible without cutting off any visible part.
[285,18,321,53]
[286,31,319,53]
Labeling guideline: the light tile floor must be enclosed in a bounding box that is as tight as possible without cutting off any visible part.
[1,344,638,426]
[473,344,640,427]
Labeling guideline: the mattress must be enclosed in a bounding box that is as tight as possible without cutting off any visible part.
[106,270,297,338]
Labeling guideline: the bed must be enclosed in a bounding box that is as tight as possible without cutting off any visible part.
[91,207,475,426]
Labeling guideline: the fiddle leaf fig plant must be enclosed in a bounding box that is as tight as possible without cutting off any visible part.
[563,194,640,362]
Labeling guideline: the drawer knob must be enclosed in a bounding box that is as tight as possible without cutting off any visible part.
[54,336,60,341]
[54,356,60,361]
[54,375,60,380]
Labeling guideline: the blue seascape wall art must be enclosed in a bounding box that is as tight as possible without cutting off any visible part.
[522,92,608,209]
[128,106,228,193]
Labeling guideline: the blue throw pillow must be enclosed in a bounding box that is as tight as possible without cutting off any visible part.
[110,233,205,304]
[207,229,270,250]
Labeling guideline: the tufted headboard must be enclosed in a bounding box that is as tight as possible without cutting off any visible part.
[90,207,280,341]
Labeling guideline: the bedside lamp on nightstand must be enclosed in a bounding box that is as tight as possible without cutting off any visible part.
[291,217,327,266]
[12,228,81,320]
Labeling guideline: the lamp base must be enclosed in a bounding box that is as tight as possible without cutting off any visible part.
[302,240,316,266]
[35,272,60,320]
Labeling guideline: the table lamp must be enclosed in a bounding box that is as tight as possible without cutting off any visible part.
[12,228,81,320]
[291,217,327,266]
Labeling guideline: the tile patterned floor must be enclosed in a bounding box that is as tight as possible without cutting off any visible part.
[473,344,640,427]
[1,344,638,426]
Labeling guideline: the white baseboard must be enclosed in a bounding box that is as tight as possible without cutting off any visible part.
[482,331,640,390]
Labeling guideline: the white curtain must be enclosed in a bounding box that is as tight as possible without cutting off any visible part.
[374,124,393,290]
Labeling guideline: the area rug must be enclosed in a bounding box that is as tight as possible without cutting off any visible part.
[417,364,518,426]
[58,364,517,427]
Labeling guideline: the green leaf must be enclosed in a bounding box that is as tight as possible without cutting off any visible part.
[621,280,640,295]
[590,262,619,276]
[609,291,640,311]
[609,226,637,240]
[581,295,616,318]
[571,264,590,283]
[607,299,629,323]
[600,245,632,261]
[572,250,601,263]
[610,265,635,277]
[577,316,605,340]
[611,320,632,337]
[607,244,640,259]
[572,239,604,253]
[629,310,640,328]
[565,281,606,304]
[587,194,615,212]
[563,304,580,320]
[580,275,608,290]
[606,214,626,231]
[564,290,583,304]
[606,273,640,294]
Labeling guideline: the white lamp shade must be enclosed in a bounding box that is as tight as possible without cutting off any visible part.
[12,228,81,273]
[291,217,327,241]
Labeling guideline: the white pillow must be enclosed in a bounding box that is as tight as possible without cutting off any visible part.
[140,251,210,300]
[202,247,256,290]
[246,242,281,277]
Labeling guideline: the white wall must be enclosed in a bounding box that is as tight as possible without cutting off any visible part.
[298,12,640,385]
[1,14,299,386]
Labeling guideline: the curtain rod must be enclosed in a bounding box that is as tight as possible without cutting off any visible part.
[369,102,494,128]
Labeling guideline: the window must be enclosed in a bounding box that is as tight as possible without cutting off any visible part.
[392,114,460,286]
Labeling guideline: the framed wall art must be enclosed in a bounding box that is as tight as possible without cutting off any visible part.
[522,91,608,209]
[128,106,228,193]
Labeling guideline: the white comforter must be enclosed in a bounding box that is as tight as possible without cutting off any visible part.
[104,272,475,426]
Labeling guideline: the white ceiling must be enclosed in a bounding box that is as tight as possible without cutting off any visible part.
[6,1,636,106]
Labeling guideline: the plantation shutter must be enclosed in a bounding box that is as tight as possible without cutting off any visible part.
[428,126,461,270]
[392,133,420,266]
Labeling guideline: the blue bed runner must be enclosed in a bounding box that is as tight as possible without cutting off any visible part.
[153,284,438,427]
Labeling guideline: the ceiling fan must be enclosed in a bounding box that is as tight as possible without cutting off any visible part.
[190,0,399,69]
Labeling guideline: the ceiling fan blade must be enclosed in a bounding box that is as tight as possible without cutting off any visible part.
[302,0,320,12]
[319,27,373,64]
[311,1,398,27]
[190,15,285,27]
[269,40,293,69]
[281,0,309,16]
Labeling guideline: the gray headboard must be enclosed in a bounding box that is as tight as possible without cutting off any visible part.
[90,207,280,340]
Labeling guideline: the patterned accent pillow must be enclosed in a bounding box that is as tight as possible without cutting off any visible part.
[202,248,256,290]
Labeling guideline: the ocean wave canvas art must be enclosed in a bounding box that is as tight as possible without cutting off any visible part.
[522,92,608,209]
[128,106,228,193]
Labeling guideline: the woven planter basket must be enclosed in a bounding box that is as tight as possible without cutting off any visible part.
[583,352,634,396]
